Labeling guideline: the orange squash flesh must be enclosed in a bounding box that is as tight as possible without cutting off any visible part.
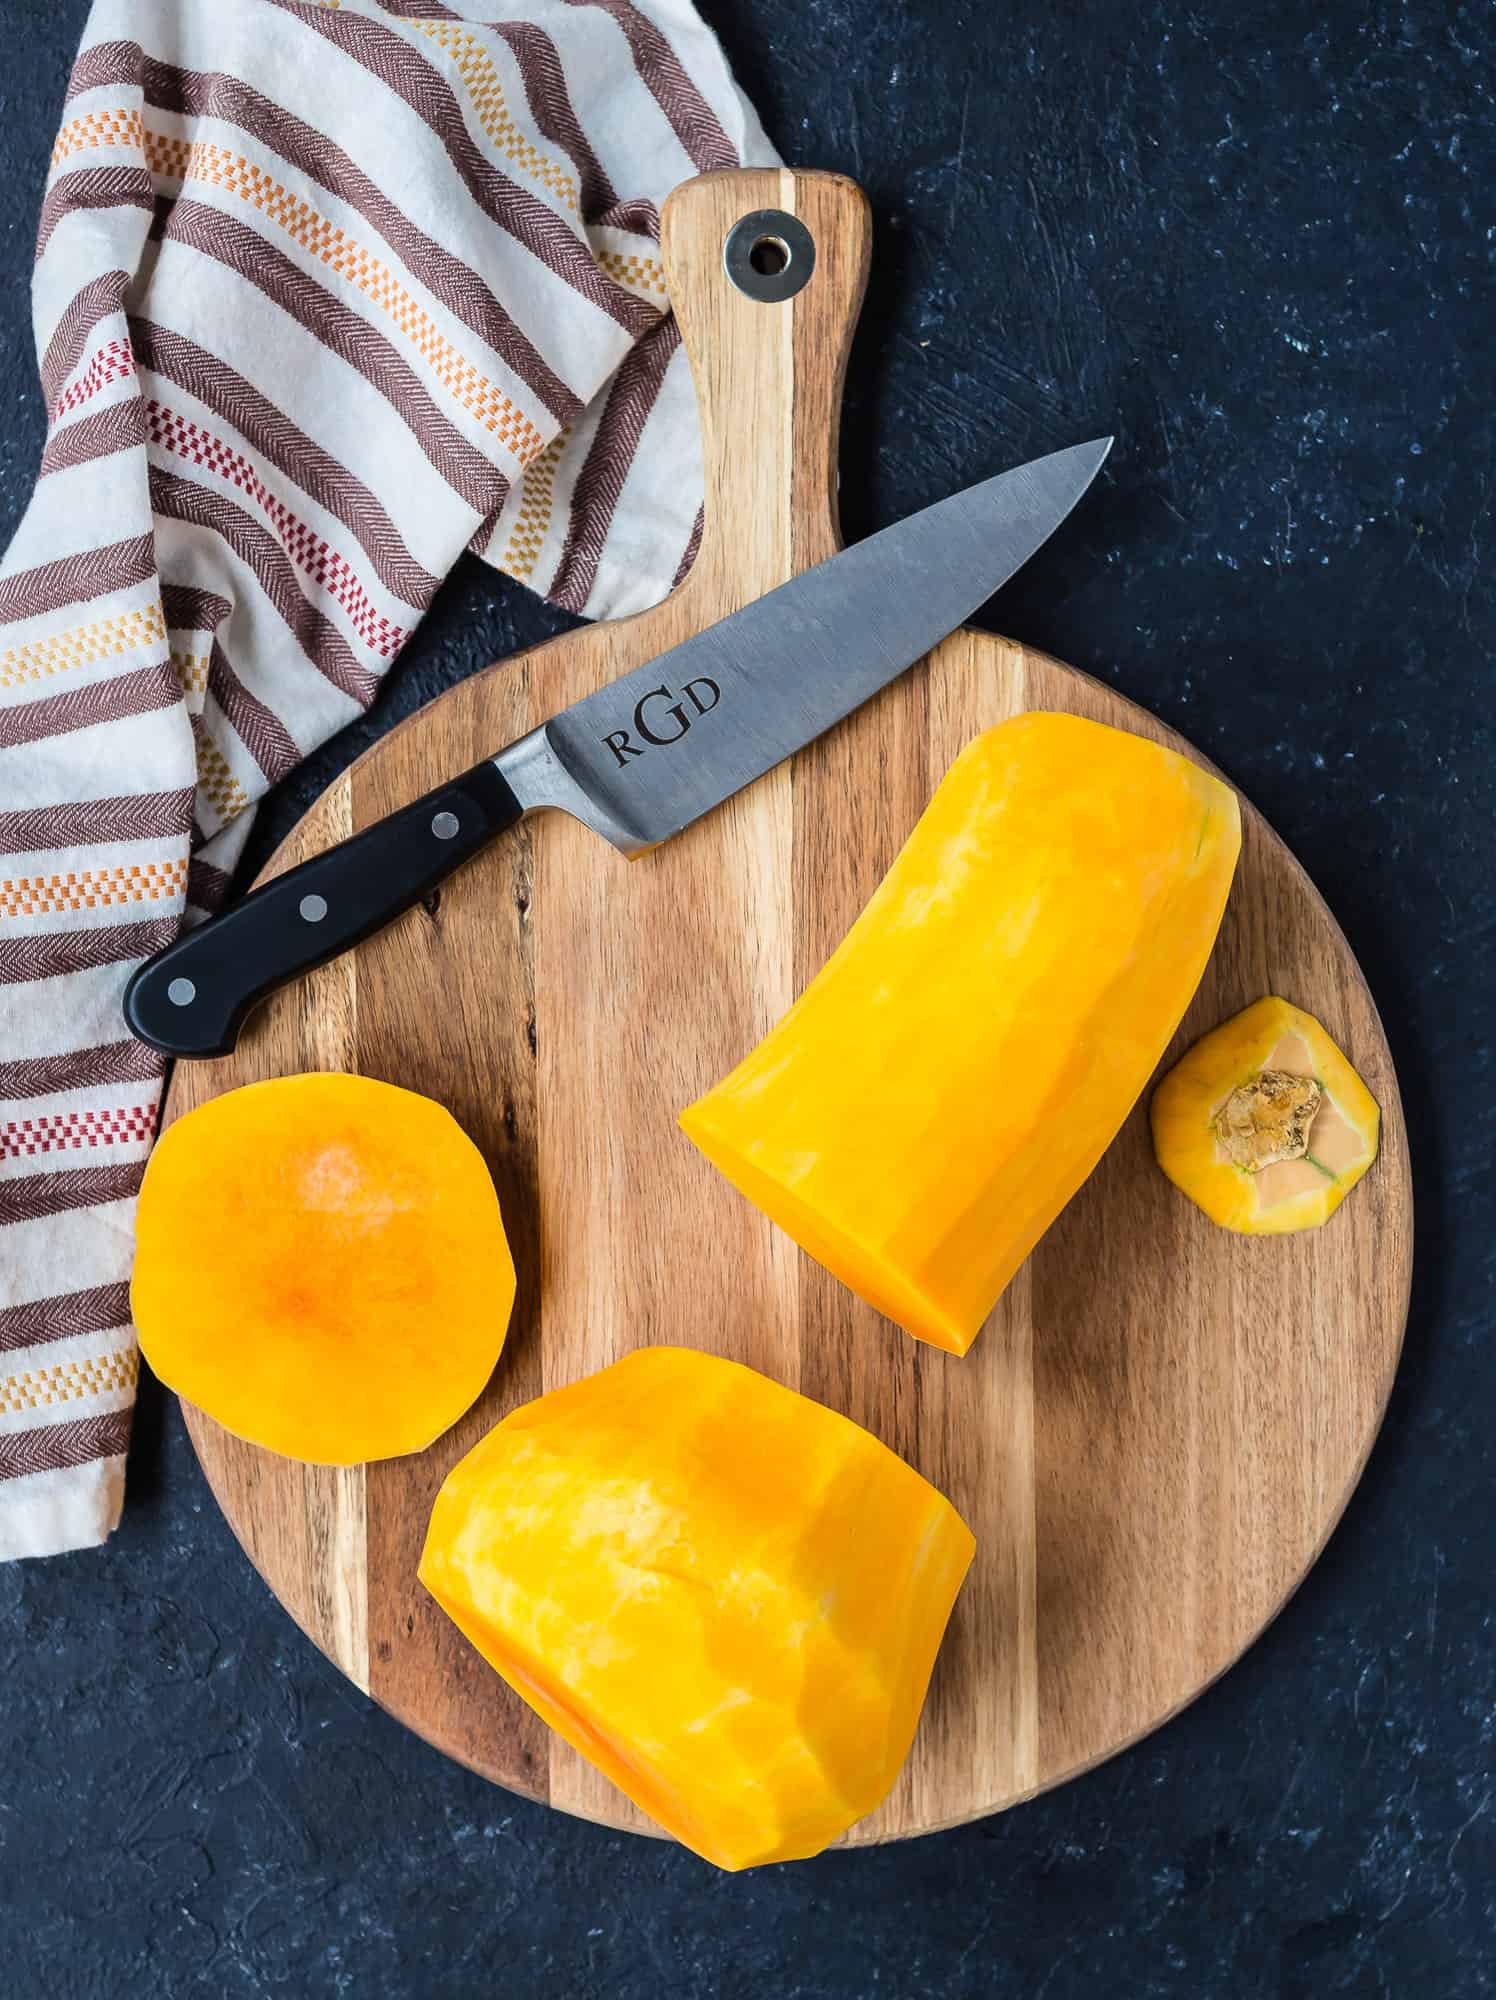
[419,1347,976,1871]
[1150,996,1380,1232]
[680,712,1242,1355]
[132,1074,514,1463]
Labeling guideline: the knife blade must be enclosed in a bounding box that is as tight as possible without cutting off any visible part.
[124,437,1111,1059]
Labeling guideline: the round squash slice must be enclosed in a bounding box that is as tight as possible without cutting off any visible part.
[419,1347,976,1871]
[133,1074,514,1463]
[1150,996,1380,1234]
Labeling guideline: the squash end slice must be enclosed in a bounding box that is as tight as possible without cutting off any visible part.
[1151,997,1379,1235]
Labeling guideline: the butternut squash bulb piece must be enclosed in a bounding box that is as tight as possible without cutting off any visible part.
[419,1347,975,1871]
[133,1074,514,1463]
[1150,995,1379,1233]
[680,711,1241,1356]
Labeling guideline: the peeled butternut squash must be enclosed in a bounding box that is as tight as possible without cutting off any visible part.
[419,1347,975,1871]
[133,1073,514,1463]
[1150,995,1379,1232]
[680,711,1241,1355]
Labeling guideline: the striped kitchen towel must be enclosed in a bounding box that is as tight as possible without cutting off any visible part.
[0,0,774,1559]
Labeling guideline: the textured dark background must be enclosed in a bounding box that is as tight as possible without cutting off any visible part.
[2,3,1492,1995]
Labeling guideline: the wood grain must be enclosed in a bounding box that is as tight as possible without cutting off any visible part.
[168,168,1411,1845]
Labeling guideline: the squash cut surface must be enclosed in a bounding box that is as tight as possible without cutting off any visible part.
[133,1073,514,1463]
[419,1347,975,1870]
[1150,995,1380,1232]
[681,711,1242,1354]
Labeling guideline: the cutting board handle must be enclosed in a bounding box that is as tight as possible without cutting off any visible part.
[661,168,872,611]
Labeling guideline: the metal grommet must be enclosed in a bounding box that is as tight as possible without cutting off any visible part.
[723,209,816,303]
[431,810,460,840]
[167,976,196,1007]
[299,893,328,923]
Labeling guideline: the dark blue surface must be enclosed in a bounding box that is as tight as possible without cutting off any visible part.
[2,4,1492,1994]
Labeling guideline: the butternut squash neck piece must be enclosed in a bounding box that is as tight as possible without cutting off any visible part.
[680,711,1242,1356]
[132,1073,514,1464]
[419,1347,975,1872]
[1150,995,1380,1233]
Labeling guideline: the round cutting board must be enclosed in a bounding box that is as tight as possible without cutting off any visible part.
[162,169,1411,1845]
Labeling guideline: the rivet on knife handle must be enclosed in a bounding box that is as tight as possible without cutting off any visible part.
[123,761,523,1059]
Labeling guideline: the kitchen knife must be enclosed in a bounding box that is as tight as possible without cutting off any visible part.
[124,437,1111,1060]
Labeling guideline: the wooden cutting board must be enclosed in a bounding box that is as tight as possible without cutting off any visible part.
[162,168,1412,1844]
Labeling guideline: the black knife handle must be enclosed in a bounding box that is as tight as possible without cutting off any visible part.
[124,760,523,1060]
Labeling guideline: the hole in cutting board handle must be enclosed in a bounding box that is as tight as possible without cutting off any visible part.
[723,209,816,303]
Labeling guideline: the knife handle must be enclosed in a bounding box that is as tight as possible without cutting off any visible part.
[124,760,522,1060]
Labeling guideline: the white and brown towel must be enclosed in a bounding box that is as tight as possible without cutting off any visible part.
[0,0,774,1559]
